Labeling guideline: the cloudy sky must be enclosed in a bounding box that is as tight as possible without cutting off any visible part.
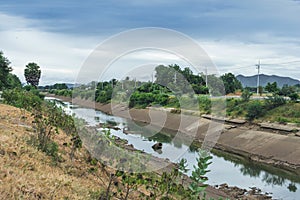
[1,0,300,85]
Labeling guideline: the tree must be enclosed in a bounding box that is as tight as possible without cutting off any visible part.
[7,73,22,89]
[265,82,279,94]
[0,51,12,90]
[288,93,299,102]
[207,74,225,96]
[155,64,206,94]
[220,73,242,94]
[53,83,68,90]
[279,84,296,97]
[241,89,252,102]
[24,62,41,87]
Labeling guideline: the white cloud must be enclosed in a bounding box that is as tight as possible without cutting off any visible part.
[0,12,98,85]
[200,38,300,80]
[1,11,300,86]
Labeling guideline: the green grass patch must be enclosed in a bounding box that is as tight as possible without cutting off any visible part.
[260,102,300,124]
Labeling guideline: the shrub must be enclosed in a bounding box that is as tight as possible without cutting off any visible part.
[2,89,42,111]
[265,95,286,110]
[276,117,288,124]
[198,95,211,114]
[241,89,252,102]
[288,93,299,102]
[246,100,264,121]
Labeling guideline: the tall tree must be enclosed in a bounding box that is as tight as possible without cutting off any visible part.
[0,51,12,90]
[220,73,242,94]
[265,82,279,94]
[24,62,41,87]
[155,64,206,94]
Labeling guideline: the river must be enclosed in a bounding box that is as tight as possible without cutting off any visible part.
[47,97,300,200]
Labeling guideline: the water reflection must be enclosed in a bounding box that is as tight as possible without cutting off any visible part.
[127,120,300,193]
[240,165,261,178]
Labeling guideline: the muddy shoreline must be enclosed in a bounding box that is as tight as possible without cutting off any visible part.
[47,94,300,176]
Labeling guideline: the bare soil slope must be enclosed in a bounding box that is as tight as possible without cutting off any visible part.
[0,104,105,199]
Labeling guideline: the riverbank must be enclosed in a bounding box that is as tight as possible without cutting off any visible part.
[0,104,107,199]
[48,94,300,176]
[2,101,275,199]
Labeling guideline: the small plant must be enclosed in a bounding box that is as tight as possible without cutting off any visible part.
[189,150,212,199]
[241,89,252,102]
[70,135,82,160]
[101,172,116,200]
[32,109,59,154]
[116,171,146,200]
[178,158,189,185]
[276,116,288,124]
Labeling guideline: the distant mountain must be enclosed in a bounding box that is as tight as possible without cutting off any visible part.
[236,74,300,88]
[65,83,75,89]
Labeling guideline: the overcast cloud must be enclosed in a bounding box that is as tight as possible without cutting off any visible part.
[1,0,300,84]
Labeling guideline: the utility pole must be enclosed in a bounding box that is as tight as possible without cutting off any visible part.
[205,66,208,88]
[134,78,137,88]
[151,72,154,83]
[256,60,261,95]
[174,72,177,84]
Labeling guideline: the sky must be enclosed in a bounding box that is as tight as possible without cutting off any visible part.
[1,0,300,85]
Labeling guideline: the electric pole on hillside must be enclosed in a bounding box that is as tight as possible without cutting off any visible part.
[256,60,261,95]
[205,66,208,88]
[152,72,154,83]
[174,72,177,84]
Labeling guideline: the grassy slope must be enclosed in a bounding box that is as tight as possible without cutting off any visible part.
[0,104,106,199]
[260,102,300,124]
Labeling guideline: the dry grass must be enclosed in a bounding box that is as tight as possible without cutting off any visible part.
[0,104,106,199]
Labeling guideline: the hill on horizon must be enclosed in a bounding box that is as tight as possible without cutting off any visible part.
[236,74,300,88]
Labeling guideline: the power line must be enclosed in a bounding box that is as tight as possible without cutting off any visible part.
[218,65,256,70]
[217,60,300,70]
[262,60,300,66]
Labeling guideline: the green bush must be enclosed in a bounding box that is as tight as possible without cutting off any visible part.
[198,95,211,114]
[246,100,264,121]
[241,89,252,102]
[276,117,289,124]
[265,95,286,110]
[2,89,42,111]
[288,93,299,102]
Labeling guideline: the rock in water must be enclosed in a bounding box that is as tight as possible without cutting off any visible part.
[152,142,163,150]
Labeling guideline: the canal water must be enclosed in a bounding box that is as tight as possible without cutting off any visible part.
[48,97,300,200]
